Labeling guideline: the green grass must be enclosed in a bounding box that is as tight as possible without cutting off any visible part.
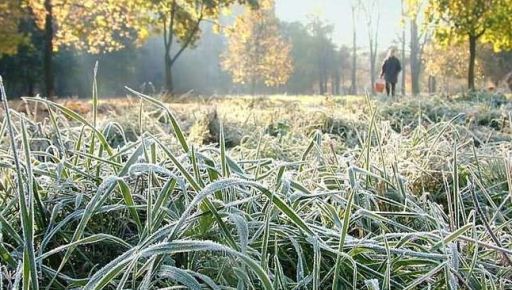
[1,77,512,289]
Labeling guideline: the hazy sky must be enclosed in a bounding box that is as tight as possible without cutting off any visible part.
[275,0,403,51]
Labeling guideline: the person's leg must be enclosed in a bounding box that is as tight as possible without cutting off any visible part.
[385,82,391,96]
[391,82,396,97]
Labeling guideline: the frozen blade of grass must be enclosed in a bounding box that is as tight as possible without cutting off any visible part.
[446,243,459,290]
[149,134,201,190]
[151,179,177,233]
[220,123,230,177]
[273,254,286,289]
[92,61,99,128]
[299,130,321,172]
[430,223,472,251]
[51,177,120,283]
[83,247,137,290]
[0,205,22,245]
[24,97,112,153]
[452,143,460,229]
[228,213,249,254]
[117,180,143,234]
[149,135,238,248]
[289,236,305,284]
[158,265,202,290]
[118,141,145,176]
[128,163,182,185]
[469,177,512,266]
[312,237,321,290]
[47,106,65,154]
[85,240,273,290]
[332,188,356,290]
[0,76,39,290]
[186,270,221,290]
[170,178,315,241]
[125,86,190,153]
[13,262,22,290]
[382,237,391,290]
[403,261,448,290]
[38,234,131,261]
[0,236,16,267]
[139,258,155,289]
[190,146,206,188]
[116,260,137,290]
[69,150,122,167]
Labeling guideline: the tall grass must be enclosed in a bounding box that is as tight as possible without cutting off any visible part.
[1,76,511,289]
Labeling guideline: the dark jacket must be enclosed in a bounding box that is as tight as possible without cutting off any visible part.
[381,56,401,84]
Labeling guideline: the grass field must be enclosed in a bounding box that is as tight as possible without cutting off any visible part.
[1,82,512,289]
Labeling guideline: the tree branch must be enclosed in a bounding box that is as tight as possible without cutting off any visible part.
[170,11,204,66]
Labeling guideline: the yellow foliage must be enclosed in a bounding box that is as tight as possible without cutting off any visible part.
[423,42,484,81]
[221,0,293,88]
[0,0,27,55]
[25,0,150,54]
[424,0,512,50]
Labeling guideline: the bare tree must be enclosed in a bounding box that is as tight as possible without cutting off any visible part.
[349,0,360,95]
[362,0,380,95]
[406,0,431,95]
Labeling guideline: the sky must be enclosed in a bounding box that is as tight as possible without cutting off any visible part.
[275,0,403,51]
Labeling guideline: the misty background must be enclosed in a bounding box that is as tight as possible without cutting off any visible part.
[0,0,406,98]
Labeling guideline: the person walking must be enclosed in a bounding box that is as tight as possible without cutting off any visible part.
[380,47,402,97]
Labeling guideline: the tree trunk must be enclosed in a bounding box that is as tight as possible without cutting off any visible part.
[367,3,379,96]
[350,5,357,95]
[333,70,340,95]
[410,20,420,96]
[163,1,176,94]
[165,49,173,92]
[43,0,54,98]
[400,0,406,95]
[428,75,436,94]
[468,34,477,90]
[369,37,376,95]
[27,81,34,97]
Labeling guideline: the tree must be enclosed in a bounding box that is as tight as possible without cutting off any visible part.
[307,16,336,95]
[361,0,380,94]
[281,22,317,94]
[0,0,27,56]
[143,0,257,93]
[478,44,512,86]
[405,0,430,95]
[400,0,406,95]
[349,0,360,95]
[281,21,348,95]
[25,0,149,97]
[221,0,293,94]
[424,42,484,92]
[425,0,512,90]
[0,16,43,97]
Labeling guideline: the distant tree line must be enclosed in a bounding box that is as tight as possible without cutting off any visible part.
[1,0,512,98]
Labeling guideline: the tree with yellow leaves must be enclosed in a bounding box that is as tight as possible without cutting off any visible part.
[142,0,258,93]
[0,0,27,56]
[221,0,293,94]
[25,0,149,97]
[423,41,484,92]
[424,0,512,90]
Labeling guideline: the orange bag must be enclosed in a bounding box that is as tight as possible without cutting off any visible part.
[375,78,385,93]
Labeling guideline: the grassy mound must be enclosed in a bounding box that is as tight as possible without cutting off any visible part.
[1,85,511,289]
